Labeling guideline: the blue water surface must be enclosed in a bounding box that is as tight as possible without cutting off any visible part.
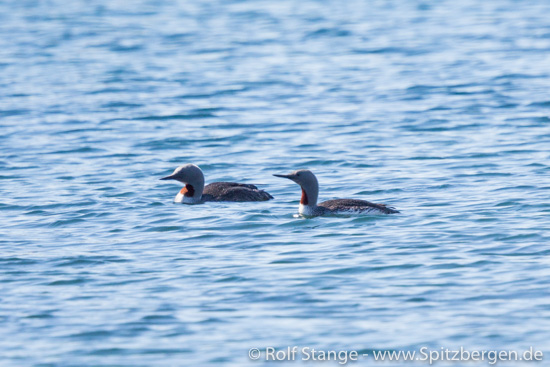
[1,0,550,366]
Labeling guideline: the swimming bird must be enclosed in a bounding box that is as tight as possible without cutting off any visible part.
[161,164,273,204]
[273,169,399,216]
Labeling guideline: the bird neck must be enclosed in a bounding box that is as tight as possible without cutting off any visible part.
[300,185,318,207]
[176,182,204,204]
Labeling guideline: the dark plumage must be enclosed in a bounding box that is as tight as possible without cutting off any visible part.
[319,199,399,214]
[202,182,273,202]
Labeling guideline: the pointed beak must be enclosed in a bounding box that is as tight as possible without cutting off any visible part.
[273,173,292,179]
[160,174,175,180]
[273,173,299,184]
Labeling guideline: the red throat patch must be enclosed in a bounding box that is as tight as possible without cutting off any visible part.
[300,188,308,205]
[180,184,195,197]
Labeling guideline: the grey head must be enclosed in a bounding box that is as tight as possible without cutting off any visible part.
[160,163,205,202]
[273,169,319,206]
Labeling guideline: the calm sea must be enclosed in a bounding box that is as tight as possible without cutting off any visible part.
[1,0,549,365]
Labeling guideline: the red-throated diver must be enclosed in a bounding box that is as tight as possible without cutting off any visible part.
[273,169,399,216]
[161,164,273,203]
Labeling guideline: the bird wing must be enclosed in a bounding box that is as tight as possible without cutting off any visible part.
[319,199,399,214]
[203,182,273,202]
